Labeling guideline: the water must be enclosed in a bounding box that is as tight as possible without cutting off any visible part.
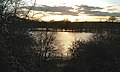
[29,31,93,58]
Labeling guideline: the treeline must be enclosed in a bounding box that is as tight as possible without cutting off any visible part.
[1,16,120,30]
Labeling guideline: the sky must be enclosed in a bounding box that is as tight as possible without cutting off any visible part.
[22,0,120,22]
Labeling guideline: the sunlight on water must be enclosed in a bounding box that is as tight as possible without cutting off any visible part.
[56,32,93,57]
[29,31,93,58]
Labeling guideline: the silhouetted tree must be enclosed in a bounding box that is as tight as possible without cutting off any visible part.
[108,16,117,22]
[0,0,54,72]
[32,32,60,60]
[68,32,120,72]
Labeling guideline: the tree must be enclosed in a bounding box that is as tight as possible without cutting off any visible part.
[33,32,60,61]
[68,32,120,72]
[0,0,61,72]
[62,18,70,22]
[0,0,20,19]
[0,0,42,72]
[108,16,117,22]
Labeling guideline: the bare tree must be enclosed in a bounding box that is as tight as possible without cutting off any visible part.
[32,32,60,61]
[0,0,42,72]
[0,0,21,20]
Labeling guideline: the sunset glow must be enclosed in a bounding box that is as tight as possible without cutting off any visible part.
[22,0,120,22]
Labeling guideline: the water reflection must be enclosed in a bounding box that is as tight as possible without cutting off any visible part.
[30,31,93,58]
[56,32,93,57]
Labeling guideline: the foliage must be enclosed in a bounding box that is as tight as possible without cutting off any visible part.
[67,32,120,72]
[0,0,57,72]
[108,16,117,22]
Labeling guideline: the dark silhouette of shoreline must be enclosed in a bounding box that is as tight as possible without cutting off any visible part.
[5,16,120,31]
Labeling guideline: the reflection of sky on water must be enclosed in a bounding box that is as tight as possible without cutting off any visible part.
[56,32,93,57]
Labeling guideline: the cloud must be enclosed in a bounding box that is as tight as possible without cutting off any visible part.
[86,11,120,17]
[76,5,120,17]
[21,4,120,17]
[22,5,78,16]
[76,5,103,11]
[106,5,120,12]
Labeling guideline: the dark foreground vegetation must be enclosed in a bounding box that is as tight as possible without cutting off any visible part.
[1,0,120,72]
[0,11,120,72]
[0,15,120,72]
[1,15,120,72]
[66,31,120,72]
[0,15,61,72]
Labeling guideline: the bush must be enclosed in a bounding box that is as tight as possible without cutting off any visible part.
[68,32,120,72]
